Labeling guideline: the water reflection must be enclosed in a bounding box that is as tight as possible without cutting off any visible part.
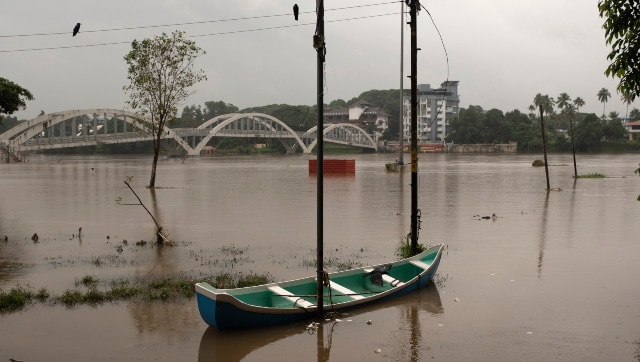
[198,283,442,361]
[537,192,550,277]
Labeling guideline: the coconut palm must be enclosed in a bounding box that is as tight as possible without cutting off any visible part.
[597,88,611,117]
[564,103,578,177]
[556,93,578,177]
[573,97,585,113]
[533,93,554,190]
[556,92,571,111]
[621,92,633,121]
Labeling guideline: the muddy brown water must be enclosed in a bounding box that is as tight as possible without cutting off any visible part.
[1,153,639,361]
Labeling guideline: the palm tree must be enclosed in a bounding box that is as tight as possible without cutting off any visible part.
[564,103,578,177]
[557,93,578,177]
[573,97,585,113]
[533,93,554,190]
[556,92,571,110]
[621,92,633,123]
[597,88,611,117]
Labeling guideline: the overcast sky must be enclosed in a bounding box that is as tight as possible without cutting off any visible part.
[2,0,633,121]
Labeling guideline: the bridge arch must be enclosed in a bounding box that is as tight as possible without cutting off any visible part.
[304,123,377,153]
[193,112,306,154]
[0,109,194,154]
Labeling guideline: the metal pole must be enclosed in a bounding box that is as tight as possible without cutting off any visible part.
[315,0,325,318]
[409,0,419,256]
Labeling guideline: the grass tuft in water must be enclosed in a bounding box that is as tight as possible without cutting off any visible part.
[574,173,606,179]
[0,286,34,313]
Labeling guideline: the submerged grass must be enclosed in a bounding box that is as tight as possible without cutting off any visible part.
[0,271,272,314]
[575,173,606,179]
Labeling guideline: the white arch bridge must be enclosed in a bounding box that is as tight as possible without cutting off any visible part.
[0,109,377,159]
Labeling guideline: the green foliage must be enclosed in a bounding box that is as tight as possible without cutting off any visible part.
[0,77,34,119]
[395,234,426,259]
[0,286,33,313]
[599,0,640,100]
[123,30,207,187]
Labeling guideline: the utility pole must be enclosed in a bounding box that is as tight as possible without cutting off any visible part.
[409,0,420,256]
[314,0,326,318]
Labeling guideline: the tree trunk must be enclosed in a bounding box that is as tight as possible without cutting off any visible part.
[569,114,577,177]
[539,105,550,190]
[149,131,161,188]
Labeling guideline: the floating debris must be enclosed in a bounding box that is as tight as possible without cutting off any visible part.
[374,348,382,353]
[367,320,373,325]
[31,233,39,242]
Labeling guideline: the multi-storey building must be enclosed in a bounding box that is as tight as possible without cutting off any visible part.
[402,81,460,142]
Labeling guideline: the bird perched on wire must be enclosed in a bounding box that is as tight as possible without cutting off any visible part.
[364,264,392,287]
[73,23,81,36]
[293,4,299,21]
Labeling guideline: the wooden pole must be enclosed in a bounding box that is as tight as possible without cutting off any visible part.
[315,0,325,318]
[409,0,419,256]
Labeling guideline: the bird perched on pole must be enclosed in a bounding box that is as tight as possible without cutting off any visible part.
[73,23,81,36]
[293,4,299,21]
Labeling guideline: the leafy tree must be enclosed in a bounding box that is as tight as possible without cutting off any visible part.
[204,101,239,120]
[630,107,640,120]
[574,114,604,152]
[597,87,611,116]
[0,77,34,125]
[123,30,207,188]
[328,99,347,108]
[598,0,640,100]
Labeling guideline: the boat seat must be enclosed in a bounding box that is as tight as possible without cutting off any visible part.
[409,260,431,270]
[363,268,405,287]
[267,285,314,308]
[329,281,365,300]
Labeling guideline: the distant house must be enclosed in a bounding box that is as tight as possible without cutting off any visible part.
[324,100,389,140]
[626,119,640,141]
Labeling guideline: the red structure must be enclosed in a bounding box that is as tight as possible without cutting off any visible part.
[309,159,355,173]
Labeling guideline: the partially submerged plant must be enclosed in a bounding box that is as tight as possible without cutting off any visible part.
[396,233,426,259]
[575,173,606,179]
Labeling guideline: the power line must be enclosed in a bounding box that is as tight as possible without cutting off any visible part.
[0,12,397,53]
[0,2,401,39]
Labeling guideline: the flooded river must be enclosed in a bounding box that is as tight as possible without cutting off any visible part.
[1,153,639,361]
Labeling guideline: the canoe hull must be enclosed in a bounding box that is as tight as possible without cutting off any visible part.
[196,244,444,330]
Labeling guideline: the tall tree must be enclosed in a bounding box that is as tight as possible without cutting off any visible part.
[621,92,634,121]
[556,92,571,111]
[0,77,34,125]
[557,93,578,177]
[564,103,579,177]
[597,87,611,116]
[599,0,640,100]
[533,94,555,190]
[123,31,207,188]
[573,97,585,113]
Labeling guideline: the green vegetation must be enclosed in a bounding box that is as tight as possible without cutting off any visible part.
[575,173,606,179]
[0,271,272,314]
[0,77,34,126]
[395,234,426,259]
[123,30,207,188]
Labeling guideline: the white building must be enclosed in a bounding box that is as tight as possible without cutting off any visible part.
[402,81,460,142]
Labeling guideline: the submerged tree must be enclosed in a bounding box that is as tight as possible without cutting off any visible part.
[534,94,555,190]
[123,30,207,188]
